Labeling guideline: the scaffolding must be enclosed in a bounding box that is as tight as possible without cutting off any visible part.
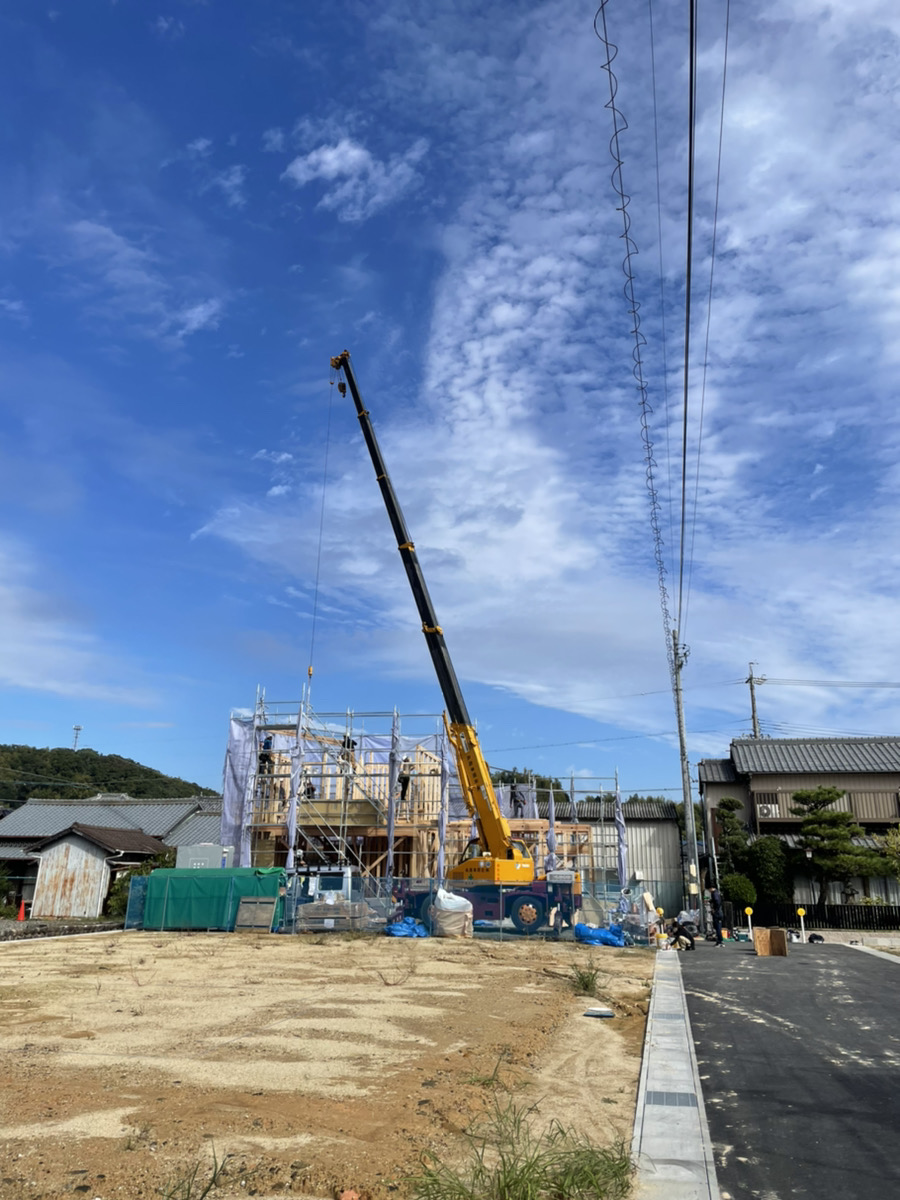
[220,693,598,881]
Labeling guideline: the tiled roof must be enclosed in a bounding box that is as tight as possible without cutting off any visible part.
[697,759,738,784]
[0,799,201,839]
[165,812,224,846]
[0,804,138,838]
[731,738,900,775]
[0,841,39,861]
[751,831,885,852]
[535,799,678,822]
[28,824,168,855]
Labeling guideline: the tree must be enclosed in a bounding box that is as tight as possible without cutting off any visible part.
[744,835,793,903]
[721,872,757,909]
[715,797,749,875]
[106,849,176,917]
[0,744,218,805]
[791,787,886,905]
[878,827,900,882]
[491,768,564,793]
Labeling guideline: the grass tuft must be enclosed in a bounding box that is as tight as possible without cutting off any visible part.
[157,1147,231,1200]
[570,959,603,997]
[408,1099,632,1200]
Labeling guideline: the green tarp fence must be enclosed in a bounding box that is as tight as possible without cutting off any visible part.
[141,867,286,931]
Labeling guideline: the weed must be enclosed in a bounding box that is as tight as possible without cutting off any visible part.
[464,1049,510,1090]
[408,1099,632,1200]
[157,1147,231,1199]
[570,959,604,997]
[124,1122,153,1150]
[376,960,417,987]
[129,961,158,988]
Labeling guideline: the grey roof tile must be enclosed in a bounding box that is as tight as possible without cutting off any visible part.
[697,758,738,784]
[535,799,678,821]
[164,812,224,846]
[0,798,201,839]
[731,738,900,775]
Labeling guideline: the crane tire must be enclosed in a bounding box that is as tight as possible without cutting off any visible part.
[510,895,545,934]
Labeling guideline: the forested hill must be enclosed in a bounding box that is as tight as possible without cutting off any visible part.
[0,745,218,806]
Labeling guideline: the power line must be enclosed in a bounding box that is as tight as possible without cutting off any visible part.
[762,679,900,689]
[485,721,748,755]
[647,0,675,569]
[594,1,675,680]
[684,0,731,634]
[676,0,699,634]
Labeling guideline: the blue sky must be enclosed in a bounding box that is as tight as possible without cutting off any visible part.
[2,0,900,796]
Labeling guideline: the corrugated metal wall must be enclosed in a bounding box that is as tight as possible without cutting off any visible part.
[589,821,681,883]
[32,838,110,918]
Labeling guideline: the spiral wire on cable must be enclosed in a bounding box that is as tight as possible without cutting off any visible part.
[594,0,675,681]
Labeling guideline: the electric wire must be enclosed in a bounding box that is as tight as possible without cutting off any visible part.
[683,0,731,634]
[762,679,900,689]
[675,0,698,635]
[647,0,676,569]
[485,720,748,755]
[594,1,675,681]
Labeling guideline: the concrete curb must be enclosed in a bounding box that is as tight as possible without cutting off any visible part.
[632,950,719,1200]
[847,943,900,965]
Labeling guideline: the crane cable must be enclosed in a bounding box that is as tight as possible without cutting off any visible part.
[306,369,336,695]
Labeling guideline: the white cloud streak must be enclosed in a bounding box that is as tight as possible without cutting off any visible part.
[0,536,155,705]
[63,218,225,344]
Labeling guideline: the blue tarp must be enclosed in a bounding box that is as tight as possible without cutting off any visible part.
[385,916,430,938]
[574,922,625,947]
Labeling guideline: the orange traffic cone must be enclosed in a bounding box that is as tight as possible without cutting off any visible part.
[17,899,25,922]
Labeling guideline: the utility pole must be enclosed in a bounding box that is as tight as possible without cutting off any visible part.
[72,725,83,751]
[673,630,703,929]
[746,663,765,737]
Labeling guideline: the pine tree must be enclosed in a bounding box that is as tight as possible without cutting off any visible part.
[715,797,749,875]
[791,787,886,905]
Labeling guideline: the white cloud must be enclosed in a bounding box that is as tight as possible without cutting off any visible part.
[63,218,225,344]
[267,484,290,497]
[281,136,428,222]
[200,0,900,750]
[173,297,222,338]
[262,127,285,153]
[207,164,248,208]
[0,297,27,324]
[154,16,185,39]
[186,137,212,157]
[0,536,155,705]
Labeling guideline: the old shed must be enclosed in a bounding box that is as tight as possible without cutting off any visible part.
[29,824,167,918]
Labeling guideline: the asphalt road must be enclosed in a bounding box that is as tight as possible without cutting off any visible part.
[682,942,900,1200]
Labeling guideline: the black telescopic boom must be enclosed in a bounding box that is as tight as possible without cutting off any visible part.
[331,351,471,729]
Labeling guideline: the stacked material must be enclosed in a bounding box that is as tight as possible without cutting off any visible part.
[293,898,374,932]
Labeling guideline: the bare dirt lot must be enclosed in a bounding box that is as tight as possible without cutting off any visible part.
[0,932,653,1200]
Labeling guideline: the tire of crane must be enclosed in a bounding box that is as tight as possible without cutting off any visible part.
[416,894,434,932]
[509,895,545,934]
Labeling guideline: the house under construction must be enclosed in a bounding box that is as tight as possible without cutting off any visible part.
[219,696,596,882]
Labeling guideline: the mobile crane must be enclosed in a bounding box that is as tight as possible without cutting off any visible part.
[330,351,580,933]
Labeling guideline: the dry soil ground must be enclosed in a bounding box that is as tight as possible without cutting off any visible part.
[0,932,653,1200]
